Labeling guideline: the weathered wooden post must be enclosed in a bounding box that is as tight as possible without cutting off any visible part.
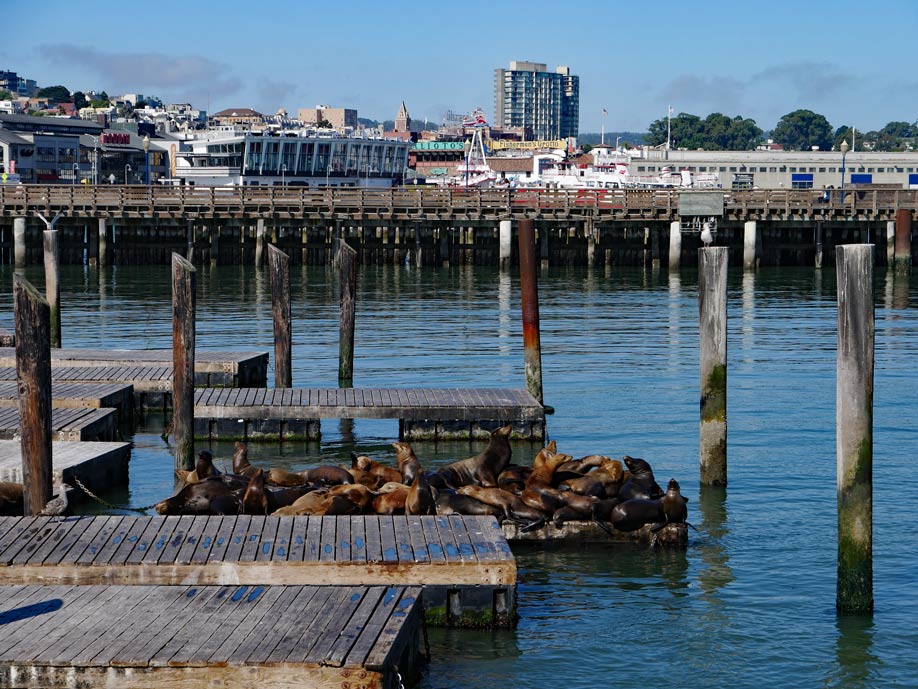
[895,208,911,271]
[42,230,61,348]
[186,219,194,262]
[171,253,196,471]
[338,239,357,384]
[836,243,874,614]
[669,220,682,269]
[518,218,544,405]
[267,244,292,388]
[13,217,26,268]
[499,220,512,270]
[699,246,728,486]
[13,274,52,515]
[98,218,109,267]
[815,221,825,269]
[255,218,266,267]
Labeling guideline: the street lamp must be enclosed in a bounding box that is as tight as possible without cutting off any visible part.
[464,139,471,190]
[281,163,286,188]
[839,139,849,202]
[143,135,151,186]
[124,164,132,185]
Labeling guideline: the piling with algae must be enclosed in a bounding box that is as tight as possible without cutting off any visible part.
[699,247,728,486]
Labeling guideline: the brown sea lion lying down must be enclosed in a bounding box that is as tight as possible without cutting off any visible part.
[428,425,513,489]
[0,481,24,516]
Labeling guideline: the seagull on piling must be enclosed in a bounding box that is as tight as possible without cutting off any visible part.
[700,221,713,247]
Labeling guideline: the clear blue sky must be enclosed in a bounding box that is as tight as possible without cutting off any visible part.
[6,0,917,134]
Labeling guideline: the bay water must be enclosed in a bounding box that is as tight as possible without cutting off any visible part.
[1,261,915,688]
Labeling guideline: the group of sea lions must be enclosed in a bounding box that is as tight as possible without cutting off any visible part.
[156,426,688,537]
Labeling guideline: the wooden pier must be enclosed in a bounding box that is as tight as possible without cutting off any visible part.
[0,440,130,493]
[0,583,422,689]
[193,387,545,440]
[0,348,268,388]
[0,407,117,442]
[0,515,516,628]
[0,381,133,421]
[0,366,172,410]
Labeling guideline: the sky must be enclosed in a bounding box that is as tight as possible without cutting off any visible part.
[6,0,918,134]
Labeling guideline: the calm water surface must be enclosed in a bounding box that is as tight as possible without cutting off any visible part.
[1,261,916,688]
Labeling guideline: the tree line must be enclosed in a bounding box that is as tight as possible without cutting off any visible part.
[644,109,918,152]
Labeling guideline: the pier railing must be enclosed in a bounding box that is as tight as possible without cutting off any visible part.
[2,185,916,221]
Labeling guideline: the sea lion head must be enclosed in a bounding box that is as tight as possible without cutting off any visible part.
[667,478,681,494]
[492,424,514,439]
[622,455,654,478]
[601,459,624,482]
[354,455,373,472]
[196,450,216,478]
[242,469,268,515]
[233,442,250,473]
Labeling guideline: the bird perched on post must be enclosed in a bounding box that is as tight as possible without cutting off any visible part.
[700,221,713,247]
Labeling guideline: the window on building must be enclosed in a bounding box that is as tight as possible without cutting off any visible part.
[769,167,776,172]
[779,166,787,172]
[719,166,726,172]
[818,167,826,172]
[792,180,814,189]
[759,167,766,172]
[729,166,737,172]
[877,168,885,173]
[829,167,836,172]
[790,167,797,172]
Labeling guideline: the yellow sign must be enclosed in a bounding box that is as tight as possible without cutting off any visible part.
[485,139,567,151]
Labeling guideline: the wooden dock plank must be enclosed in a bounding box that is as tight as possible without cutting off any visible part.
[378,516,398,563]
[364,515,382,564]
[0,440,131,489]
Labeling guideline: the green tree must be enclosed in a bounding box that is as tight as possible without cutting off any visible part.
[581,143,593,153]
[36,85,71,102]
[772,109,833,151]
[0,89,12,100]
[880,121,913,138]
[72,91,89,109]
[646,111,762,150]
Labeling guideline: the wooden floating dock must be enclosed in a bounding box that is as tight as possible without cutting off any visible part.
[502,520,689,547]
[0,441,130,494]
[0,407,117,442]
[0,514,517,628]
[0,381,133,422]
[0,348,268,388]
[0,583,422,689]
[194,387,545,441]
[0,366,172,411]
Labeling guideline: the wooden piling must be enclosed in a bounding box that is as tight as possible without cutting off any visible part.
[256,218,266,267]
[98,218,108,267]
[42,230,61,348]
[267,244,292,388]
[13,217,26,268]
[186,219,194,262]
[835,244,874,614]
[669,220,681,270]
[816,221,825,269]
[518,218,544,405]
[895,208,911,270]
[743,221,758,270]
[171,253,196,471]
[699,246,728,486]
[12,274,52,515]
[338,238,357,384]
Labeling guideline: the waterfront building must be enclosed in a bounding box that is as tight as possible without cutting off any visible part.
[210,108,265,128]
[172,129,410,187]
[494,61,579,140]
[298,105,358,130]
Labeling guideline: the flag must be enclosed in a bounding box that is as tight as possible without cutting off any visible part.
[602,108,607,115]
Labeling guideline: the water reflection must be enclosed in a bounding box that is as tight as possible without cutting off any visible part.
[497,270,511,360]
[668,271,682,373]
[893,271,910,310]
[741,271,756,358]
[832,615,877,687]
[697,486,734,597]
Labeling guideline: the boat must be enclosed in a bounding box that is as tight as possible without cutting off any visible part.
[435,127,497,189]
[512,153,721,190]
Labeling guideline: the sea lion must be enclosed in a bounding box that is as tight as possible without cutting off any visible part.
[610,498,665,532]
[531,440,558,471]
[298,465,354,486]
[0,481,24,516]
[266,468,308,487]
[559,475,606,498]
[660,479,688,524]
[428,424,513,489]
[405,472,435,516]
[272,491,328,516]
[556,454,609,474]
[328,483,374,510]
[552,506,586,528]
[348,468,381,489]
[558,491,598,517]
[591,498,621,522]
[373,488,408,515]
[317,494,362,516]
[232,442,259,478]
[154,476,239,515]
[435,492,503,517]
[457,485,517,519]
[242,470,315,515]
[352,454,403,485]
[175,450,221,485]
[497,465,531,493]
[618,456,663,501]
[393,442,423,485]
[520,452,571,514]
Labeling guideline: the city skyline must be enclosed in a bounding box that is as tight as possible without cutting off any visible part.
[7,0,918,133]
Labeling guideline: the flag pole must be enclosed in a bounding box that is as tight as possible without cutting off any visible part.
[667,105,672,152]
[601,108,606,146]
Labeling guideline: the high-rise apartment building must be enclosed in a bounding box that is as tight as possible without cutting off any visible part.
[494,61,579,140]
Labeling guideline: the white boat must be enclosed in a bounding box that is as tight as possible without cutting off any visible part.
[435,128,497,188]
[514,154,721,190]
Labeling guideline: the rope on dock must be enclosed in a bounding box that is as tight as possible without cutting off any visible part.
[72,476,159,513]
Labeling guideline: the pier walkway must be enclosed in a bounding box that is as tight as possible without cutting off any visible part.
[0,583,422,688]
[0,348,268,388]
[0,440,130,491]
[0,407,116,442]
[193,386,545,440]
